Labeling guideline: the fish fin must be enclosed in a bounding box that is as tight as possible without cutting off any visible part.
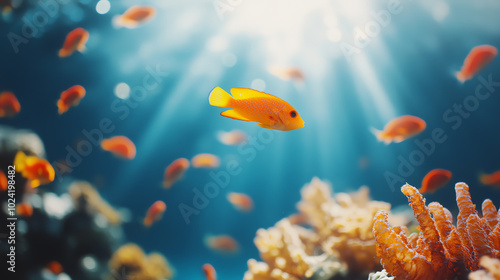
[231,88,277,100]
[257,123,273,129]
[393,136,405,143]
[370,127,390,144]
[77,45,87,53]
[209,87,234,107]
[14,151,26,172]
[220,110,251,121]
[455,71,466,83]
[58,49,70,58]
[30,179,40,188]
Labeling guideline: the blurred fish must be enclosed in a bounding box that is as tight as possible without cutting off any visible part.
[59,28,89,57]
[202,264,217,280]
[114,6,156,29]
[163,158,190,189]
[143,200,166,227]
[192,153,220,169]
[204,234,239,254]
[0,170,7,191]
[16,202,33,217]
[288,212,309,225]
[456,45,497,83]
[217,130,248,145]
[209,87,304,131]
[371,115,426,144]
[0,91,20,117]
[227,192,253,212]
[480,170,500,188]
[101,136,136,160]
[57,85,85,114]
[268,66,305,82]
[14,151,55,188]
[45,261,63,275]
[418,169,452,194]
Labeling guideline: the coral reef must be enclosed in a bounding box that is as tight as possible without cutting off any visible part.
[368,269,395,280]
[469,256,500,280]
[244,177,406,280]
[373,182,500,280]
[108,243,173,280]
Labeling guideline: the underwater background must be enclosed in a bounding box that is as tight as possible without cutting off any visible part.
[1,0,500,279]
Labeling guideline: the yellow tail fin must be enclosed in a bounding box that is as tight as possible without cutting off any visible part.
[209,87,233,108]
[14,151,27,172]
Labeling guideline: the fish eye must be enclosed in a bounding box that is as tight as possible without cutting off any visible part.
[290,111,297,118]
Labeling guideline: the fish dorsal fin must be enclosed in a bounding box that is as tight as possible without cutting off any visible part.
[231,88,278,100]
[220,109,251,121]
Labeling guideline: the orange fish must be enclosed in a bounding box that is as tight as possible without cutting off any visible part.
[101,136,136,160]
[204,234,239,253]
[114,6,156,28]
[202,264,217,280]
[59,27,89,57]
[16,202,33,217]
[288,213,309,225]
[419,169,452,194]
[143,200,166,227]
[217,130,248,145]
[227,192,253,212]
[209,87,304,131]
[371,115,426,144]
[0,91,20,117]
[14,151,55,188]
[456,45,497,83]
[0,170,7,191]
[57,85,86,114]
[480,170,500,188]
[163,158,190,188]
[192,153,220,169]
[268,66,305,82]
[46,261,63,275]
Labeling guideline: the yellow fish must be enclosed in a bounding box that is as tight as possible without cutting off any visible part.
[14,151,55,188]
[209,87,304,131]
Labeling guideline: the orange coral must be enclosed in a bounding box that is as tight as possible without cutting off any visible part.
[373,183,500,280]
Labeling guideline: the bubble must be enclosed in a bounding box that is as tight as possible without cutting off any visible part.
[82,255,97,271]
[114,83,130,99]
[57,273,71,280]
[222,53,237,67]
[96,0,111,15]
[251,79,266,91]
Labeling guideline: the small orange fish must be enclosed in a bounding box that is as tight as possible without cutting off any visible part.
[114,6,156,28]
[143,200,166,227]
[456,45,497,83]
[209,87,304,131]
[480,170,500,188]
[101,136,136,160]
[227,192,253,212]
[59,27,89,57]
[288,213,309,225]
[217,130,248,145]
[268,66,305,82]
[204,234,239,253]
[46,261,63,275]
[0,170,7,191]
[192,154,220,169]
[0,91,20,117]
[419,169,452,194]
[202,264,217,280]
[16,202,33,217]
[57,85,86,114]
[14,151,55,188]
[371,115,426,144]
[163,158,190,188]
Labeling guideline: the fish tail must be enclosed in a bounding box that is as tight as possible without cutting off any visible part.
[209,87,233,108]
[455,71,466,83]
[57,100,67,114]
[13,151,26,172]
[58,49,69,57]
[370,127,390,144]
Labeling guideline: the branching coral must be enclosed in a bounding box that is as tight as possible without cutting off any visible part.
[108,243,174,280]
[373,182,500,280]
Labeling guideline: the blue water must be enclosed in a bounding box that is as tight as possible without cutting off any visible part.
[1,0,500,279]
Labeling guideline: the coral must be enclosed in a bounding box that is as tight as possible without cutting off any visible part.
[245,177,404,280]
[469,256,500,280]
[109,243,173,280]
[368,269,395,280]
[69,181,122,225]
[373,182,500,280]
